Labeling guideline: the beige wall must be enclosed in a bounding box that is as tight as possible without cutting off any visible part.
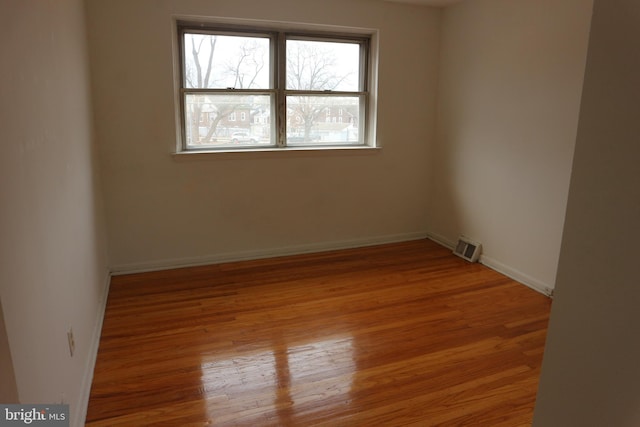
[0,0,109,424]
[534,0,640,425]
[86,0,441,272]
[429,0,593,292]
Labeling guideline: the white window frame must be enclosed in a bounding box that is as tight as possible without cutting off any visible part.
[175,21,378,153]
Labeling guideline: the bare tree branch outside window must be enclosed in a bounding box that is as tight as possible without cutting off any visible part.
[184,34,269,145]
[286,40,359,143]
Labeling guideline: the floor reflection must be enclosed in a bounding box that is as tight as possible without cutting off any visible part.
[200,335,355,424]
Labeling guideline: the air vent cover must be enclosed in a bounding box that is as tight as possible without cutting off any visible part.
[453,236,482,262]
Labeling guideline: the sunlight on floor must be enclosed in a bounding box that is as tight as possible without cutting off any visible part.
[200,336,355,424]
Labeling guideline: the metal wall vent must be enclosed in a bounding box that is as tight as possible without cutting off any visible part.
[453,236,482,262]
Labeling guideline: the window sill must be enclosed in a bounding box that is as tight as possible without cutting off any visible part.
[171,145,381,160]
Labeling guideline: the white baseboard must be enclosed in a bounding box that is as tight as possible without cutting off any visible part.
[478,255,553,297]
[112,229,554,294]
[111,232,429,275]
[74,271,111,427]
[427,232,553,297]
[426,231,456,250]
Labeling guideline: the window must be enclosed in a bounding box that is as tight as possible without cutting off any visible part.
[177,23,373,151]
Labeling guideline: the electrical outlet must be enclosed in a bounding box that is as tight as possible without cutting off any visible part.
[67,329,75,357]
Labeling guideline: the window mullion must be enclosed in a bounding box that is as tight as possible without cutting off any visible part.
[284,90,366,97]
[182,88,274,95]
[276,32,287,147]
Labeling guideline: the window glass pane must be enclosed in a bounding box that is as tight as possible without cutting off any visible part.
[286,96,360,145]
[183,33,270,89]
[286,40,360,91]
[185,94,272,147]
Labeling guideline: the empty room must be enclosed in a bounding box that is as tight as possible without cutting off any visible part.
[2,0,640,426]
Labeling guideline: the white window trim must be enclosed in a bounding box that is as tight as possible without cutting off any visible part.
[171,18,379,155]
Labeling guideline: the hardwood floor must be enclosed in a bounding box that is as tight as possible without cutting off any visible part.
[86,239,551,426]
